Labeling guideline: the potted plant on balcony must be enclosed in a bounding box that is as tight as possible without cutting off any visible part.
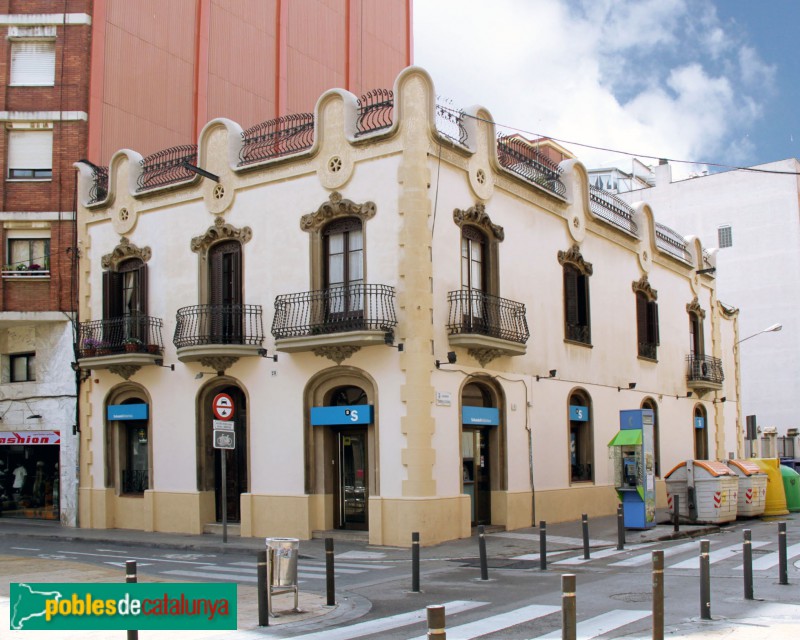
[146,343,160,354]
[82,337,101,357]
[124,337,144,353]
[95,341,112,356]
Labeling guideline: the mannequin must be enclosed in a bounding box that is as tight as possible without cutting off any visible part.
[12,462,27,500]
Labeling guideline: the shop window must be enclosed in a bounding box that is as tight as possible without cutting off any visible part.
[122,423,149,494]
[559,246,593,345]
[10,353,36,382]
[6,237,50,274]
[10,40,55,86]
[569,391,594,482]
[7,129,53,180]
[105,395,151,495]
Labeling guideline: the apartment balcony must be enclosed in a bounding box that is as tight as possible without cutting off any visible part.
[173,304,264,370]
[78,315,165,379]
[272,284,397,363]
[686,353,724,394]
[446,290,529,366]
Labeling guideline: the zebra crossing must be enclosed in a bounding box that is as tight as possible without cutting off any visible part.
[161,557,394,584]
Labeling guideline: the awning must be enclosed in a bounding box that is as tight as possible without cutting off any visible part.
[608,430,642,446]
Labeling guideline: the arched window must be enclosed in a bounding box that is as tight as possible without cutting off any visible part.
[568,390,594,482]
[105,387,151,495]
[642,398,660,477]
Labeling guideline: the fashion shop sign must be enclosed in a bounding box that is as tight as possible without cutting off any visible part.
[0,431,60,445]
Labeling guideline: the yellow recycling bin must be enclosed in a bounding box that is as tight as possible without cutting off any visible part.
[750,458,789,516]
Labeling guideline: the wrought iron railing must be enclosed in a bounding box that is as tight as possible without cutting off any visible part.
[173,304,264,348]
[122,469,148,494]
[78,315,164,358]
[355,89,394,136]
[687,353,724,385]
[88,163,108,204]
[435,101,469,147]
[566,322,591,345]
[589,186,638,235]
[496,135,566,198]
[239,113,315,166]
[638,341,657,360]
[655,222,691,262]
[446,290,529,344]
[272,284,397,339]
[137,145,197,191]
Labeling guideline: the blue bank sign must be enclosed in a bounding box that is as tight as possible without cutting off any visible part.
[311,405,373,425]
[461,406,499,426]
[107,404,148,421]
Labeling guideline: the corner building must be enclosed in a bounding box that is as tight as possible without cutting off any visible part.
[74,68,740,546]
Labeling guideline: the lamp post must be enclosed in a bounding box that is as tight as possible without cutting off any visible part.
[737,323,782,345]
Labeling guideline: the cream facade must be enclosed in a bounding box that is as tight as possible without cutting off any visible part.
[74,67,740,546]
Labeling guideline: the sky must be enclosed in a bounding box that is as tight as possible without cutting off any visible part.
[413,0,800,178]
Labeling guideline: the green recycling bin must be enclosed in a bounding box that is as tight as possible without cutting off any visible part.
[780,464,800,512]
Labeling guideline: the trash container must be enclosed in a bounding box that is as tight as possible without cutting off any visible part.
[780,464,800,512]
[266,537,299,587]
[726,460,767,517]
[665,460,738,524]
[751,458,789,516]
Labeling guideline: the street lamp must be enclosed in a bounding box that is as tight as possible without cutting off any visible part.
[737,323,782,344]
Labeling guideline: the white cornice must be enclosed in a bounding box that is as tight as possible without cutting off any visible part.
[0,14,91,26]
[0,111,88,121]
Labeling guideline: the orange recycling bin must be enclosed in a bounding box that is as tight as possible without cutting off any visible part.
[665,460,738,524]
[726,460,767,517]
[751,458,789,516]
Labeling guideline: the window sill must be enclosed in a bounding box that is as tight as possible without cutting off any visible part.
[2,272,50,279]
[564,338,593,348]
[637,354,658,363]
[569,479,595,485]
[5,178,53,183]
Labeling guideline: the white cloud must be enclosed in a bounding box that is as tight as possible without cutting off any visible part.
[413,0,771,177]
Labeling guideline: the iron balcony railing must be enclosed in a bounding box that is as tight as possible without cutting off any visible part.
[496,135,566,198]
[589,186,638,235]
[121,469,148,494]
[655,222,692,262]
[78,315,164,358]
[355,89,394,136]
[446,290,530,344]
[435,100,469,147]
[87,163,108,204]
[687,353,725,385]
[566,322,591,345]
[272,284,397,340]
[638,341,657,360]
[173,304,264,348]
[137,145,197,191]
[239,113,315,166]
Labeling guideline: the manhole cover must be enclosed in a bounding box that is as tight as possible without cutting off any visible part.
[610,592,651,603]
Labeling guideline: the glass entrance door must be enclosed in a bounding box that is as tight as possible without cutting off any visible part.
[337,430,368,530]
[462,428,490,525]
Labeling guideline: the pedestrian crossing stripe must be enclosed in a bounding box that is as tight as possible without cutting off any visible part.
[670,540,769,569]
[734,542,800,571]
[532,609,650,639]
[407,604,559,640]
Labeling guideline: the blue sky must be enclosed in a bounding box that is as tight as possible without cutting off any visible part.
[414,1,799,176]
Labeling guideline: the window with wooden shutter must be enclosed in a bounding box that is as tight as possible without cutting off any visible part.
[209,241,243,343]
[7,130,53,179]
[563,265,590,344]
[10,41,55,86]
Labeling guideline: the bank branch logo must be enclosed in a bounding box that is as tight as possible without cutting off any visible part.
[10,582,237,631]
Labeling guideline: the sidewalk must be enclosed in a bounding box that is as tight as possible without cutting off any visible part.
[2,512,797,639]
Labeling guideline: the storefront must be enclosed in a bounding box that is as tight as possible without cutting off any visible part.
[0,430,60,520]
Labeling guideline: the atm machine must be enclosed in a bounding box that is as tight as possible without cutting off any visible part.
[608,409,656,529]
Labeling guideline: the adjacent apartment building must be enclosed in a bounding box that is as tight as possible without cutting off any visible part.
[0,0,411,525]
[73,67,739,545]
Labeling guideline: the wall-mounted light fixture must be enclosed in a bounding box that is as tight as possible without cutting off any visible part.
[618,382,636,391]
[713,396,727,404]
[696,267,716,275]
[257,349,278,362]
[435,352,457,368]
[154,360,175,371]
[536,369,557,381]
[686,391,693,398]
[384,332,404,351]
[182,161,219,182]
[195,371,221,379]
[26,414,42,420]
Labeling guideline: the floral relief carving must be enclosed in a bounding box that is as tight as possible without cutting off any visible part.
[108,364,140,380]
[557,244,593,276]
[312,345,361,365]
[686,297,706,319]
[199,356,239,372]
[101,237,152,270]
[191,217,252,254]
[468,347,505,368]
[452,203,504,241]
[631,275,658,301]
[300,191,376,232]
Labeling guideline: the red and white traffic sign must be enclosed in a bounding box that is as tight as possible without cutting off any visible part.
[212,393,234,421]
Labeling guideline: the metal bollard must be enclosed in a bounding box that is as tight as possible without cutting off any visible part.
[779,522,788,585]
[325,538,336,606]
[582,514,590,560]
[126,560,138,640]
[257,550,269,626]
[616,505,625,551]
[652,550,664,640]
[743,530,753,600]
[539,520,547,571]
[412,532,421,592]
[699,540,711,620]
[562,574,577,640]
[478,525,489,581]
[427,604,446,639]
[673,495,680,532]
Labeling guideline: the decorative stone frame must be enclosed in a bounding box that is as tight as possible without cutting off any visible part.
[686,297,706,319]
[631,275,658,301]
[557,244,593,275]
[300,191,376,292]
[101,236,151,270]
[453,203,504,297]
[190,217,253,305]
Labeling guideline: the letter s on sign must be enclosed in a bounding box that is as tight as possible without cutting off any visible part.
[350,409,358,422]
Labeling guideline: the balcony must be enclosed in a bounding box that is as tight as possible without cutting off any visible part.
[272,284,397,362]
[686,353,724,393]
[78,315,165,379]
[173,304,264,369]
[446,290,529,366]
